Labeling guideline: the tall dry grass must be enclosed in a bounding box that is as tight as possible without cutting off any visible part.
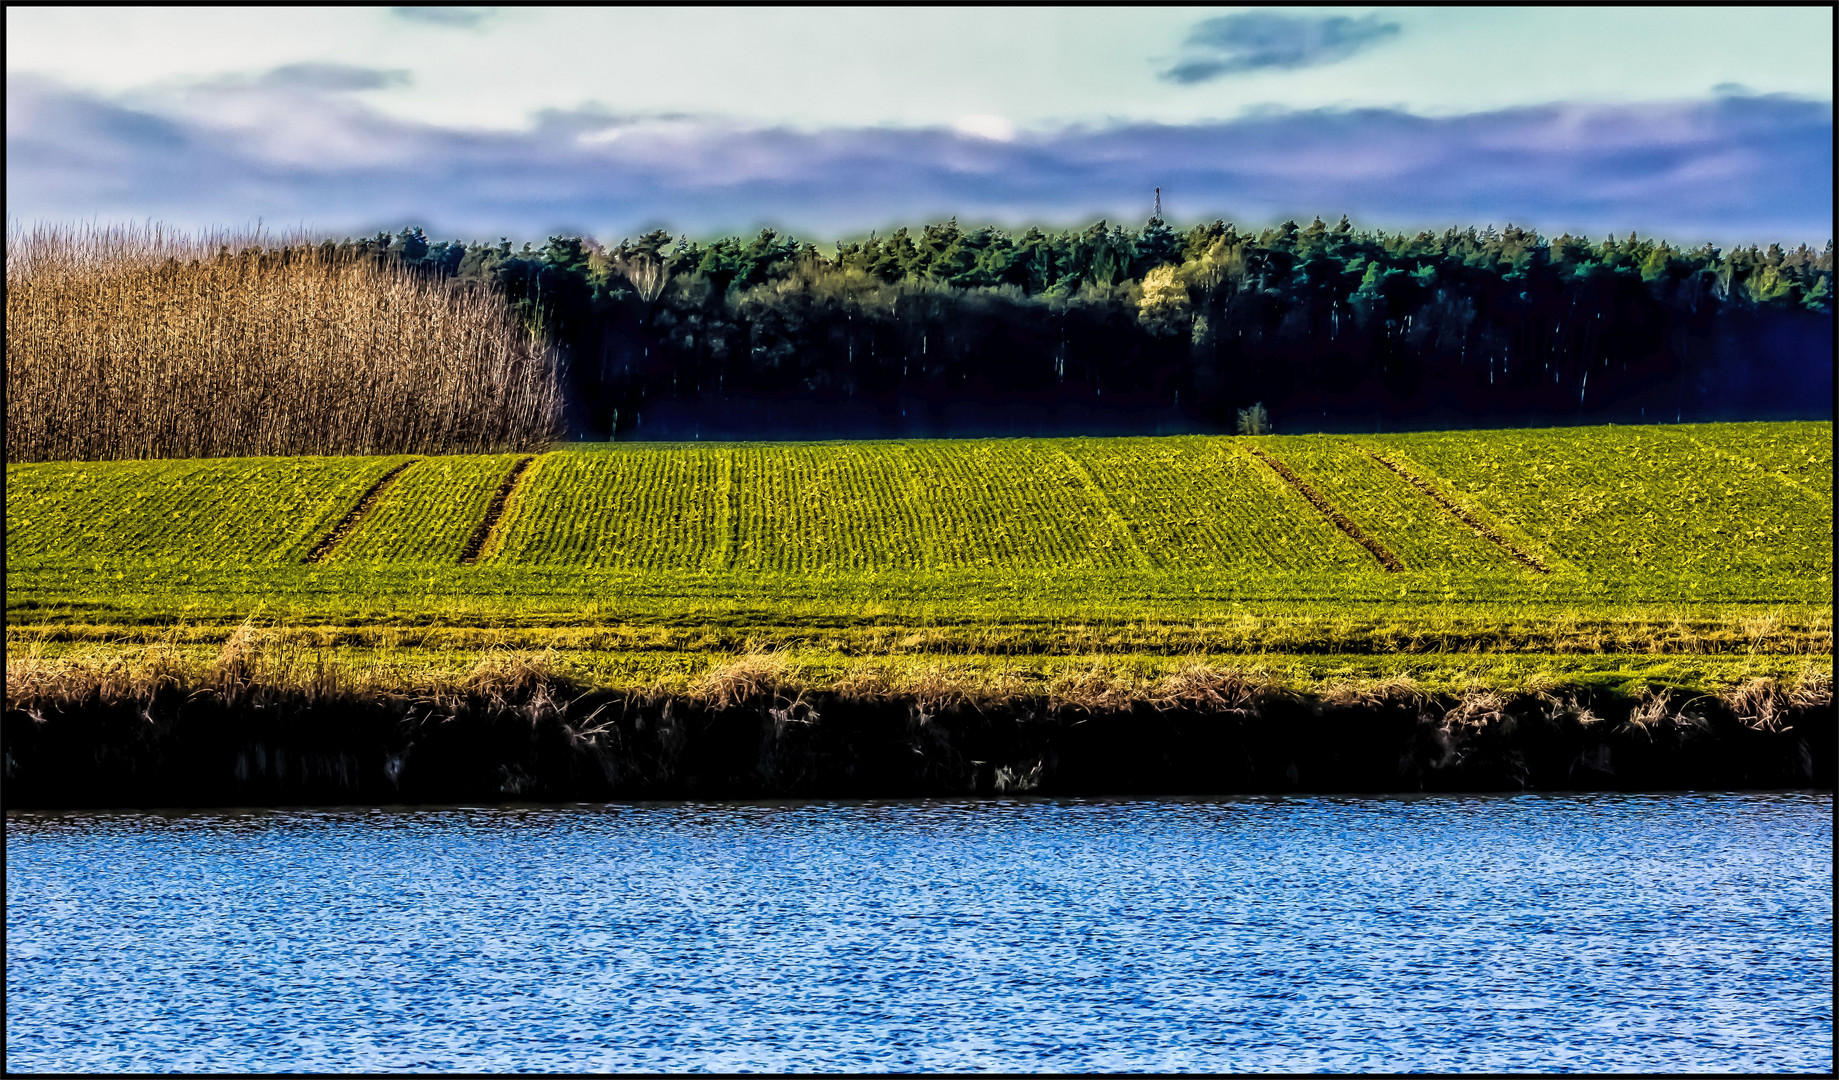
[6,221,564,462]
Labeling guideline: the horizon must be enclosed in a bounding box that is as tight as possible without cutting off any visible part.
[10,211,1831,258]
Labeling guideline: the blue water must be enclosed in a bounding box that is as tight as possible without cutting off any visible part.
[6,793,1832,1072]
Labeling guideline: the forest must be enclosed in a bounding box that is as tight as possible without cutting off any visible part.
[344,213,1832,439]
[12,214,1831,458]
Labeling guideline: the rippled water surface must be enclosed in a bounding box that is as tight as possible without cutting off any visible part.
[7,793,1832,1072]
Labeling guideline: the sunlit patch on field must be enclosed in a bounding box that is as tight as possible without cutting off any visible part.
[1380,423,1833,580]
[5,423,1830,685]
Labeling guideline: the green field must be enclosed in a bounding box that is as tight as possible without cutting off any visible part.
[7,423,1831,695]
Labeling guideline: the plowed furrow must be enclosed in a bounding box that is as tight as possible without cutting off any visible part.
[301,459,419,564]
[459,455,536,565]
[1248,448,1403,572]
[1361,447,1550,574]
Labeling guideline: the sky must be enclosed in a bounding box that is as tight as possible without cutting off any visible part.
[7,6,1833,247]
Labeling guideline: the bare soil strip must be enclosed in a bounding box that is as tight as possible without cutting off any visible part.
[459,456,537,565]
[1359,447,1551,574]
[301,460,419,564]
[1247,448,1404,572]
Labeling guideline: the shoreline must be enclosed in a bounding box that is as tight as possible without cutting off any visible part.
[8,665,1829,808]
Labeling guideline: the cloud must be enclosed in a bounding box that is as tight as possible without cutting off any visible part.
[5,75,1830,248]
[1162,13,1400,83]
[258,63,411,92]
[388,6,497,29]
[953,115,1016,142]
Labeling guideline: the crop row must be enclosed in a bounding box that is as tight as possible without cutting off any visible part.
[490,447,727,568]
[4,455,407,565]
[1059,438,1371,572]
[1258,437,1538,572]
[1376,425,1833,580]
[857,441,1128,572]
[7,426,1829,583]
[331,454,525,564]
[478,440,1385,573]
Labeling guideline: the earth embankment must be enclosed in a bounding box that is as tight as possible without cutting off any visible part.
[6,670,1828,808]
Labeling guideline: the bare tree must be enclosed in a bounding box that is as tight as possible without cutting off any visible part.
[1236,402,1271,436]
[615,252,669,304]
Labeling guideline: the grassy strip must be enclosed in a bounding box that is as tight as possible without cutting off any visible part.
[9,604,1832,658]
[10,634,1830,704]
[7,562,1827,643]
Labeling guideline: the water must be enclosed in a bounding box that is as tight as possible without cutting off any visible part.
[6,793,1831,1072]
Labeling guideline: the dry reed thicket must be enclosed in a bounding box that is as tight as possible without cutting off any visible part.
[6,221,564,463]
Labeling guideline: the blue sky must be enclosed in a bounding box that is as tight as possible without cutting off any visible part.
[7,6,1832,246]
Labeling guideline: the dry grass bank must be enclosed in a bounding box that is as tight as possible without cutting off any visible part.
[6,637,1831,806]
[8,629,1831,718]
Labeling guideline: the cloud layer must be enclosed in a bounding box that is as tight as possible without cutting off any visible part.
[258,63,411,92]
[6,73,1830,246]
[1162,13,1402,84]
[387,7,496,29]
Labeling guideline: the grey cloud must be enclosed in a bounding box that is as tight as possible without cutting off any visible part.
[5,76,1830,248]
[259,63,411,91]
[527,105,702,136]
[1162,13,1400,83]
[389,7,496,29]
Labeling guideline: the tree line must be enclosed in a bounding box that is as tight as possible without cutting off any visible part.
[308,214,1838,438]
